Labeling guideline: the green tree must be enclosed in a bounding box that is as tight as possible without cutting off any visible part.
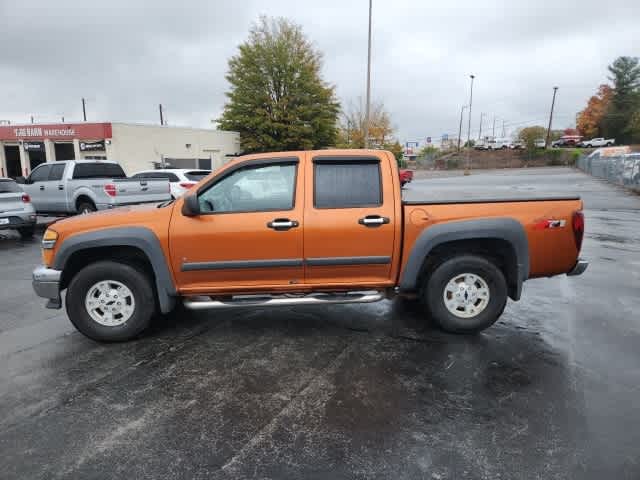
[218,16,340,153]
[601,56,640,143]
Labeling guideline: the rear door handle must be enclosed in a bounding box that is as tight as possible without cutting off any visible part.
[58,185,64,190]
[39,185,45,191]
[267,218,299,231]
[358,215,390,227]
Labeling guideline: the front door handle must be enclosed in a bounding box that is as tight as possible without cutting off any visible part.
[358,215,390,227]
[58,185,64,190]
[267,218,299,231]
[39,185,45,191]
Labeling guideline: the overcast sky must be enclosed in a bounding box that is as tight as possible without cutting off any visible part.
[1,0,637,143]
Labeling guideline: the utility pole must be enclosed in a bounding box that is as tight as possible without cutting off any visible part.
[492,116,496,138]
[545,86,558,148]
[502,119,506,137]
[159,104,164,126]
[466,74,475,172]
[61,116,65,123]
[457,105,468,152]
[478,113,485,141]
[82,98,87,121]
[30,116,34,124]
[363,0,373,149]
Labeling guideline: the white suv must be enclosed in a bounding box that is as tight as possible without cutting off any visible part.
[130,169,211,199]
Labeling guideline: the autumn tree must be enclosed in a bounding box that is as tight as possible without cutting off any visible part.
[577,85,613,138]
[518,126,547,153]
[336,99,396,149]
[218,16,340,153]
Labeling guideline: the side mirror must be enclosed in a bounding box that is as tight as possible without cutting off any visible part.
[181,193,201,217]
[15,176,26,184]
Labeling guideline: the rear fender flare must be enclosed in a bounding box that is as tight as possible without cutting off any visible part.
[399,218,530,300]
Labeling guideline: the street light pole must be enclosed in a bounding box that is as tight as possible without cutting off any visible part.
[457,105,468,152]
[478,112,485,141]
[492,116,496,138]
[82,98,87,122]
[545,86,559,149]
[363,0,373,149]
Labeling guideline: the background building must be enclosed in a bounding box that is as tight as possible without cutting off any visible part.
[0,122,241,178]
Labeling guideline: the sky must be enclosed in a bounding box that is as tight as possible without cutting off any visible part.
[1,0,638,144]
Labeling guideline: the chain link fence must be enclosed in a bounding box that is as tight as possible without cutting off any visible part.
[576,153,640,191]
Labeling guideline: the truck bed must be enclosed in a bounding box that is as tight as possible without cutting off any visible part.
[401,195,584,280]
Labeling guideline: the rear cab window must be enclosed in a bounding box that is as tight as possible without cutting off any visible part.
[184,170,211,182]
[0,180,21,193]
[72,163,126,179]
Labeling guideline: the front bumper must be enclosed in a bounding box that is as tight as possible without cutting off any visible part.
[32,265,62,309]
[567,259,589,276]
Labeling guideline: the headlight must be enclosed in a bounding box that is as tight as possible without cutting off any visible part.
[42,229,58,249]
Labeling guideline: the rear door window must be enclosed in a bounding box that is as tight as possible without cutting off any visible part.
[313,159,382,209]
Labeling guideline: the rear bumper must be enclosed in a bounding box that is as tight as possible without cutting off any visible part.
[0,212,37,230]
[32,265,62,308]
[567,259,589,276]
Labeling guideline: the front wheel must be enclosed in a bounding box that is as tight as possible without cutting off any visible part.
[421,255,507,334]
[66,261,155,342]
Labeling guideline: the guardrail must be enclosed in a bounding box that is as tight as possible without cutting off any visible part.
[576,155,640,191]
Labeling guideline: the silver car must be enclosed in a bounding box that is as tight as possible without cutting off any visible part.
[0,178,37,238]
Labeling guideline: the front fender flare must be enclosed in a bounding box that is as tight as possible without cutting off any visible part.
[53,227,177,313]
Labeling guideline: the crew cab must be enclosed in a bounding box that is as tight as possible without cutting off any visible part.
[18,160,170,214]
[32,149,588,342]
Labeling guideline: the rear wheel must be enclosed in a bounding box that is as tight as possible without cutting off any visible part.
[66,261,155,342]
[18,226,35,238]
[421,255,507,334]
[77,201,96,215]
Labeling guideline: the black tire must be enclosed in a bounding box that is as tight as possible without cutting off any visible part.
[18,226,35,238]
[421,255,507,334]
[77,201,96,215]
[65,261,155,342]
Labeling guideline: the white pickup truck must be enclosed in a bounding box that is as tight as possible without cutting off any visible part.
[580,137,615,148]
[18,160,170,214]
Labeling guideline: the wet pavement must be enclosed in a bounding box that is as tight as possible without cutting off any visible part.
[1,167,639,479]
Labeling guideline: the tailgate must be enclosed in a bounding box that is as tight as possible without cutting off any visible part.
[111,179,171,204]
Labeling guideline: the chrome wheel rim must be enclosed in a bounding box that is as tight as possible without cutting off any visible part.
[85,280,135,326]
[443,273,490,318]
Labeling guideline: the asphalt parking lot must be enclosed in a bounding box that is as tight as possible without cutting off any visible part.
[1,167,639,479]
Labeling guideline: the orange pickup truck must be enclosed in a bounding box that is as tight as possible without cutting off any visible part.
[33,149,587,342]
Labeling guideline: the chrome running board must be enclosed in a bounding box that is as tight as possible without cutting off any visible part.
[182,291,384,310]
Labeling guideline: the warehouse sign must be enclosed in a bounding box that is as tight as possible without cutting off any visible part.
[0,122,112,141]
[80,140,105,151]
[14,127,76,137]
